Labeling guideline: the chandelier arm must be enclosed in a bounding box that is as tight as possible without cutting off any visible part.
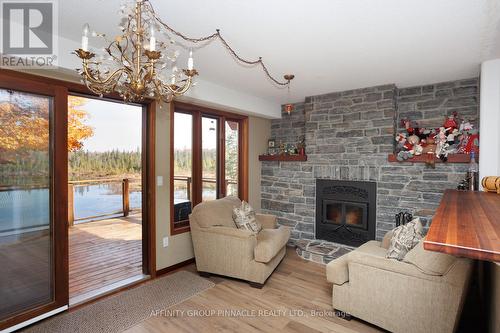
[156,75,193,96]
[107,42,133,70]
[143,0,290,87]
[121,36,133,66]
[82,61,126,86]
[171,77,193,95]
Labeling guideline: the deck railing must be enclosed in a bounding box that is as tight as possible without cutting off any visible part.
[173,176,238,200]
[68,178,141,226]
[68,176,238,225]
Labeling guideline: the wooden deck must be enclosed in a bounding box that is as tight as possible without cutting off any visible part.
[69,214,143,301]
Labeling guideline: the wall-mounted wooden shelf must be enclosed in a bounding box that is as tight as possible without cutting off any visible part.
[387,153,471,163]
[259,154,308,162]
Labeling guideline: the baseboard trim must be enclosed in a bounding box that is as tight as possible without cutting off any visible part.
[156,258,195,276]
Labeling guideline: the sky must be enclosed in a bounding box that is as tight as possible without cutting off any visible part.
[174,113,217,150]
[76,97,142,152]
[74,96,218,153]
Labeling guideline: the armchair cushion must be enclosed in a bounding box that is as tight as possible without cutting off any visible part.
[255,214,277,229]
[349,241,444,282]
[254,226,291,263]
[403,240,456,276]
[192,196,241,228]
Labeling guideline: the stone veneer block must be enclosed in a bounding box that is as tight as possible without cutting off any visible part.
[261,78,479,244]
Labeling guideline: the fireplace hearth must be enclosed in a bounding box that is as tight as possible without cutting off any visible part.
[316,180,376,247]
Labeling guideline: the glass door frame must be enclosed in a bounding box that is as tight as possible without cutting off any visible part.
[0,68,157,331]
[170,102,248,235]
[0,71,69,331]
[67,93,157,278]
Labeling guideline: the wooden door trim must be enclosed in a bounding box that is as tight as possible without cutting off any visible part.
[218,116,226,198]
[142,100,156,277]
[239,117,249,202]
[0,73,69,331]
[0,69,157,329]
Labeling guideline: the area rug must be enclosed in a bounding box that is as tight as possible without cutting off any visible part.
[22,271,215,333]
[295,239,354,264]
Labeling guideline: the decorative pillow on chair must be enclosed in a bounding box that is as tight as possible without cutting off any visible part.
[386,218,424,260]
[232,201,262,234]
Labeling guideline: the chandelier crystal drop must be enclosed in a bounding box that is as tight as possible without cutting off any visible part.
[74,0,197,103]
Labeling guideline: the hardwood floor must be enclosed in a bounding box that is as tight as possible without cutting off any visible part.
[125,248,384,333]
[69,214,143,301]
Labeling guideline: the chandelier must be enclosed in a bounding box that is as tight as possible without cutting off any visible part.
[74,0,294,104]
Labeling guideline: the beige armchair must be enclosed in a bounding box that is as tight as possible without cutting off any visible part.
[326,233,473,333]
[189,196,291,288]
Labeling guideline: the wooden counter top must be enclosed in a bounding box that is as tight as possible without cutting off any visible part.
[424,190,500,262]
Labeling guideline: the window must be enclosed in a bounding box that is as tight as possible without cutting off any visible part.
[170,103,248,234]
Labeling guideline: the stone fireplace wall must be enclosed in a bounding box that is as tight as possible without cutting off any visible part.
[260,78,479,244]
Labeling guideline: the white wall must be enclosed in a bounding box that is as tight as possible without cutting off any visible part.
[248,116,271,212]
[479,60,500,333]
[479,59,500,183]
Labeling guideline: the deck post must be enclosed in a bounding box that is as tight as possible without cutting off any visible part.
[123,178,130,217]
[68,183,74,226]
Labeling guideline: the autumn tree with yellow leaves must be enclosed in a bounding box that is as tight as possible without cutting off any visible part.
[0,91,94,163]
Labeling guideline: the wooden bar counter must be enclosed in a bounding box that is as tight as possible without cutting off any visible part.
[424,189,500,262]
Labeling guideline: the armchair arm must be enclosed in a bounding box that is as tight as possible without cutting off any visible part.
[326,254,349,285]
[256,214,277,229]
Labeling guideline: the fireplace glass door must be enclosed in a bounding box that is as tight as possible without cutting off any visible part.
[322,200,368,230]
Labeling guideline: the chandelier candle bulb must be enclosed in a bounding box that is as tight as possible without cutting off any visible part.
[81,23,90,51]
[188,50,194,70]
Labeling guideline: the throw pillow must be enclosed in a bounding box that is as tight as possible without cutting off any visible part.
[232,201,262,234]
[386,218,424,260]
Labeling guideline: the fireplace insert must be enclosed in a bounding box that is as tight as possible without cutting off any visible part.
[316,180,376,247]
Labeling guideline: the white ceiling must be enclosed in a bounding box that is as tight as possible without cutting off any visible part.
[57,0,500,109]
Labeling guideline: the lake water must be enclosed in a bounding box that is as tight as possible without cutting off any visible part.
[0,184,141,232]
[73,183,141,221]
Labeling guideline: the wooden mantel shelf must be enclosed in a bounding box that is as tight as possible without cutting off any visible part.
[424,190,500,262]
[388,153,471,163]
[259,154,307,162]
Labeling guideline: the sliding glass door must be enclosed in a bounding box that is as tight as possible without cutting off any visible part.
[0,73,68,331]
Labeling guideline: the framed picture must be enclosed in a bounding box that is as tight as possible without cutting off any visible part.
[268,139,276,148]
